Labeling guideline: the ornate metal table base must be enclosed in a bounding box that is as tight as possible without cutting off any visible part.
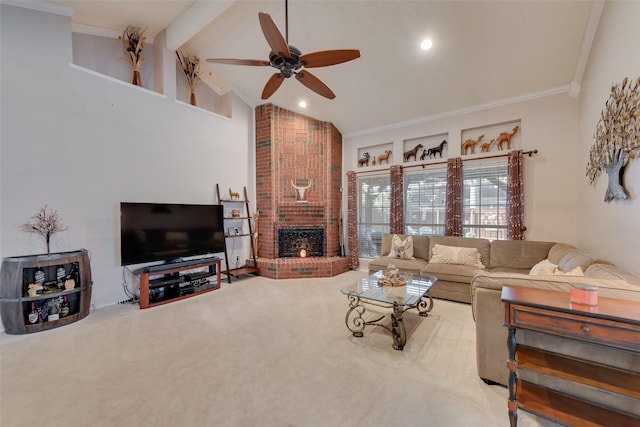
[344,293,434,350]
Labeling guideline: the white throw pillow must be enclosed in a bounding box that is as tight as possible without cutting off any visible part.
[553,266,584,276]
[387,235,415,260]
[529,259,558,276]
[430,244,485,268]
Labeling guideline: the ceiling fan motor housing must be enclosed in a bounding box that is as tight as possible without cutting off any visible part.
[269,45,302,77]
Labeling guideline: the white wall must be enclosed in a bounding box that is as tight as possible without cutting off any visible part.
[576,0,640,273]
[344,92,580,252]
[0,5,255,315]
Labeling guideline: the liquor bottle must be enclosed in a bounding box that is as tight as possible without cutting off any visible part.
[28,302,39,324]
[59,296,70,317]
[48,300,60,322]
[56,265,66,290]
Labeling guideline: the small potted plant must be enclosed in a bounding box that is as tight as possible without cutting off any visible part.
[20,205,67,254]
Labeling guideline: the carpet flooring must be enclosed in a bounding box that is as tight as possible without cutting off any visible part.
[1,270,554,426]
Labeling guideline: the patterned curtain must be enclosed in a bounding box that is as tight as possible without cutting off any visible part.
[346,170,359,269]
[445,157,463,236]
[389,165,404,234]
[508,150,526,240]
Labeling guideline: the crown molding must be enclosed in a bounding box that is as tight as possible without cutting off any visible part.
[343,85,571,139]
[2,0,74,16]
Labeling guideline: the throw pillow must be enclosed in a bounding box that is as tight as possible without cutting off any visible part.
[430,244,485,268]
[387,235,415,259]
[529,259,558,276]
[553,266,584,276]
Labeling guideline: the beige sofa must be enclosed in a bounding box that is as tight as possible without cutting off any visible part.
[368,234,557,303]
[471,249,640,387]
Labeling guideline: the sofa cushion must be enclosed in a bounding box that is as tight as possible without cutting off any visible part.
[586,263,640,286]
[558,250,600,272]
[368,257,428,275]
[380,234,430,260]
[430,244,485,268]
[547,243,577,265]
[429,236,490,266]
[421,262,479,283]
[490,240,556,269]
[387,234,415,260]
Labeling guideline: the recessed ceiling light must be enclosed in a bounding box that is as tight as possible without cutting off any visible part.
[420,38,433,51]
[299,100,307,108]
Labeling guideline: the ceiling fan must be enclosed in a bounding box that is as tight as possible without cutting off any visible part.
[206,1,360,100]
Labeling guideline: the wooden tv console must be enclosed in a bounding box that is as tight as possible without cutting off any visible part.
[136,257,221,309]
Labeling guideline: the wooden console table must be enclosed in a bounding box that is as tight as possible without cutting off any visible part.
[501,285,640,427]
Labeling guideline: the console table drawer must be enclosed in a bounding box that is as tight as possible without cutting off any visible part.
[509,305,640,352]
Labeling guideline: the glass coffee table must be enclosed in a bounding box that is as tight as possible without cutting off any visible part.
[340,271,437,350]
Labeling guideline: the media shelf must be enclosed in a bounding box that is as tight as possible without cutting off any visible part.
[0,249,93,334]
[136,257,221,309]
[216,184,259,283]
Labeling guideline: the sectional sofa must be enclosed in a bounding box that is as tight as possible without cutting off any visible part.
[367,233,640,397]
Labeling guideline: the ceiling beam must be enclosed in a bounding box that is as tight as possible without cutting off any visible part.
[165,0,236,51]
[569,0,605,97]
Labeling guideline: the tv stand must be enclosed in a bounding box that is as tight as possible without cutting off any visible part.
[136,257,221,309]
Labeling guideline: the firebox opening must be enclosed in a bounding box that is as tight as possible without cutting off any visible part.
[278,228,324,258]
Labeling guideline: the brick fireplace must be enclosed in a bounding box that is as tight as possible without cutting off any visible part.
[255,104,350,279]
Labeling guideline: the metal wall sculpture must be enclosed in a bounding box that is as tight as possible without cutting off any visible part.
[586,77,640,202]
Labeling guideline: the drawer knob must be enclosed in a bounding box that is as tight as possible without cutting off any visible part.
[582,326,590,333]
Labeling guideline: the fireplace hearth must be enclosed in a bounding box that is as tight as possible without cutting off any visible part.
[278,228,324,257]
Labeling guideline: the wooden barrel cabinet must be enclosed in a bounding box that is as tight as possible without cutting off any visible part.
[1,249,93,334]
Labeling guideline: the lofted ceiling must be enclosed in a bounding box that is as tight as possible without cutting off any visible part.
[46,0,598,136]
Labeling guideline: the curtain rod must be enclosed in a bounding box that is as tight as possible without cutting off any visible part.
[351,149,539,175]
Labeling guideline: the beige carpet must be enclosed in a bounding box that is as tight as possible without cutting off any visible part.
[1,270,554,426]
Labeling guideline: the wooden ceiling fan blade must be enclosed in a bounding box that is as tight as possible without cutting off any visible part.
[300,50,361,68]
[262,73,285,99]
[295,70,335,99]
[258,12,290,57]
[206,58,270,66]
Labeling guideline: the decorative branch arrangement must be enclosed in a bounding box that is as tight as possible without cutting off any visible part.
[20,205,68,254]
[586,77,640,202]
[118,25,147,86]
[176,50,201,106]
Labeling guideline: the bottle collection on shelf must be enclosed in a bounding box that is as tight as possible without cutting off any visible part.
[27,295,70,324]
[25,263,77,324]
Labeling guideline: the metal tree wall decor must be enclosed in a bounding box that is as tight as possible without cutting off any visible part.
[586,77,640,202]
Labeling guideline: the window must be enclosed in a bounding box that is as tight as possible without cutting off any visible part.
[462,159,508,240]
[357,175,391,257]
[404,166,447,236]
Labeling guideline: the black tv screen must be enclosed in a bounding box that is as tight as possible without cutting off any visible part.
[120,202,225,266]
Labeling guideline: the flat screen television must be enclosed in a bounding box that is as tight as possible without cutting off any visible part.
[120,202,225,266]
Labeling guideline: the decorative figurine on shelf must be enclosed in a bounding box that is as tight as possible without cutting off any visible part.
[480,139,495,153]
[229,188,240,200]
[20,205,68,254]
[426,140,448,158]
[28,283,43,297]
[403,144,423,162]
[420,149,428,160]
[378,149,392,164]
[358,152,370,167]
[587,77,640,202]
[64,279,75,291]
[372,157,377,166]
[462,135,484,155]
[495,126,519,150]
